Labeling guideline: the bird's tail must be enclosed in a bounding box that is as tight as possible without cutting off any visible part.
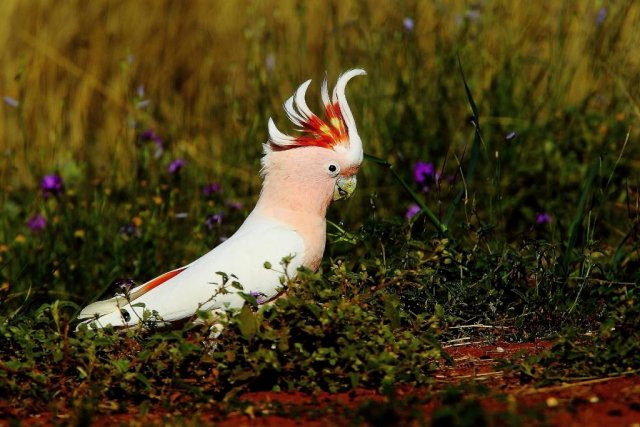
[77,266,187,326]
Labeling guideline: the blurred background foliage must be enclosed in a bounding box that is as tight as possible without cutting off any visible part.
[2,0,639,196]
[1,0,640,306]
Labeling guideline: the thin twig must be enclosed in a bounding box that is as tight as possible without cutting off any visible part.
[448,324,512,330]
[515,372,638,396]
[442,340,485,348]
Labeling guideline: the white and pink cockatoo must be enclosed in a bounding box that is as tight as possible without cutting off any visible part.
[78,69,366,329]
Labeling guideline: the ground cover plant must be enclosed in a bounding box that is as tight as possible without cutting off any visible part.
[2,1,640,425]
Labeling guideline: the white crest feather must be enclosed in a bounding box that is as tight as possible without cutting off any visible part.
[293,79,314,120]
[332,69,367,131]
[283,96,304,127]
[267,68,366,161]
[321,75,331,107]
[268,117,296,147]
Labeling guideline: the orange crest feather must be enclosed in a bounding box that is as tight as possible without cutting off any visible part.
[267,69,366,157]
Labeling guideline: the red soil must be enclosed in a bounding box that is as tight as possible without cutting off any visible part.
[5,341,640,426]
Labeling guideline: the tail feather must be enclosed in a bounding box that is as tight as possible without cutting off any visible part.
[77,266,188,327]
[77,295,127,321]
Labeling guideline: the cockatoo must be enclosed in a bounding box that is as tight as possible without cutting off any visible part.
[78,69,366,329]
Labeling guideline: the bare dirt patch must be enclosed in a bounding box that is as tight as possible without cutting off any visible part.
[5,341,640,426]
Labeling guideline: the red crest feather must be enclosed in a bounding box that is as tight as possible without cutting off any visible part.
[267,69,366,157]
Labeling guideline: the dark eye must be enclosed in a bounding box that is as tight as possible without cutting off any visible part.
[326,162,340,175]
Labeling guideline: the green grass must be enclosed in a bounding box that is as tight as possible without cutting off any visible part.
[2,0,640,424]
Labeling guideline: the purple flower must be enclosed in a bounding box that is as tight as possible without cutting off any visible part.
[505,131,517,141]
[3,96,19,108]
[168,159,186,174]
[27,214,47,232]
[205,213,223,230]
[119,224,138,237]
[140,129,163,148]
[140,129,155,140]
[249,291,268,305]
[405,203,421,220]
[40,174,64,198]
[596,7,607,26]
[226,200,243,210]
[113,278,136,294]
[202,183,222,197]
[403,17,415,31]
[413,161,440,185]
[536,212,553,225]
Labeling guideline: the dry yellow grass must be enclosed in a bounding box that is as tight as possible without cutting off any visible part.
[1,1,639,190]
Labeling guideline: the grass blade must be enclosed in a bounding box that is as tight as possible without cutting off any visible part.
[561,161,598,275]
[444,56,484,227]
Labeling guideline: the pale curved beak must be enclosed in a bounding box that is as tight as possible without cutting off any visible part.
[334,175,357,201]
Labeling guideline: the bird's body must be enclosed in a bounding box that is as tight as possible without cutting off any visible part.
[78,69,366,329]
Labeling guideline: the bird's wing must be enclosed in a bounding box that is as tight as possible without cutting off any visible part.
[78,218,305,328]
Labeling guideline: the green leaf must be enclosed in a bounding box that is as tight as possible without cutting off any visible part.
[384,295,401,330]
[111,359,130,374]
[238,304,257,340]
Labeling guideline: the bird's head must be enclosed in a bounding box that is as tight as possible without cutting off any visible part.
[261,69,366,206]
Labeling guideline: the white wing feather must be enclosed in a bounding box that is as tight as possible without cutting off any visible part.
[80,215,305,328]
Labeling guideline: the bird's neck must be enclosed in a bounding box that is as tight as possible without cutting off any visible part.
[252,173,332,270]
[256,171,333,220]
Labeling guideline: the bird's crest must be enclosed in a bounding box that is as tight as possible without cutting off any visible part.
[267,69,366,161]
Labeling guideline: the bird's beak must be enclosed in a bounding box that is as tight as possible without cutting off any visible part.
[334,175,357,201]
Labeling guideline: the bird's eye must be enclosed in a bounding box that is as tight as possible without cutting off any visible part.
[326,163,340,175]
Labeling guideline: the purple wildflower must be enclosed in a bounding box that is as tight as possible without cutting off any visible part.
[405,203,421,220]
[249,291,268,305]
[413,162,438,184]
[403,17,415,31]
[119,224,139,237]
[505,131,517,141]
[202,183,222,197]
[3,96,19,108]
[40,174,64,198]
[226,200,243,210]
[139,129,163,148]
[140,129,155,140]
[596,7,607,26]
[205,213,223,230]
[27,214,47,232]
[168,159,186,174]
[536,212,553,225]
[113,278,136,294]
